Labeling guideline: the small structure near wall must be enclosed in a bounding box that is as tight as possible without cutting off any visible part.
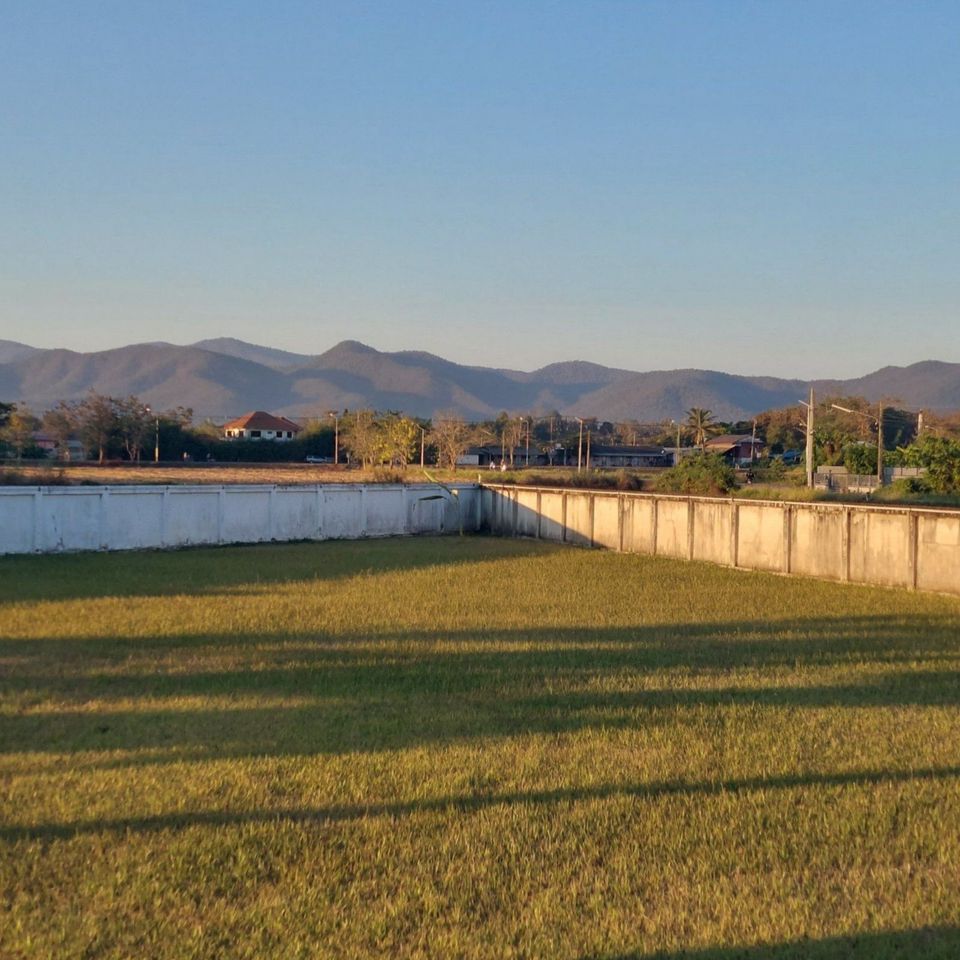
[704,434,764,465]
[223,411,302,441]
[588,445,669,468]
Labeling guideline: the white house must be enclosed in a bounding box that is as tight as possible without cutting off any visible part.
[223,411,302,441]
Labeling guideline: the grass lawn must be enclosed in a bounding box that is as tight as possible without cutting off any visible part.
[2,536,959,959]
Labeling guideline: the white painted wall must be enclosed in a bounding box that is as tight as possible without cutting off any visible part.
[482,484,960,598]
[0,483,480,555]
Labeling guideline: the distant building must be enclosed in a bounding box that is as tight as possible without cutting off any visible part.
[703,434,764,464]
[587,445,669,468]
[223,411,302,441]
[457,445,541,468]
[31,431,86,460]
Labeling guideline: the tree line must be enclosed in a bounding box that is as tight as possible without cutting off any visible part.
[3,392,960,491]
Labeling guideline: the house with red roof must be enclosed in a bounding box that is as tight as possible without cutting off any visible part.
[223,411,302,441]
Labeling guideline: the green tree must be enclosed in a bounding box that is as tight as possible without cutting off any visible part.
[686,408,716,448]
[900,434,960,493]
[842,442,877,475]
[378,415,420,468]
[2,405,40,458]
[655,453,738,495]
[75,392,120,464]
[42,404,77,460]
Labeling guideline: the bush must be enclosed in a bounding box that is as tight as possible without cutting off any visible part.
[843,443,877,475]
[370,466,407,484]
[496,469,645,491]
[0,467,71,486]
[891,476,933,496]
[899,435,960,494]
[655,454,738,495]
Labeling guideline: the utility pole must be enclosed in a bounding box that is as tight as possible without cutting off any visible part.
[805,387,815,489]
[327,411,339,465]
[830,400,886,488]
[576,417,584,472]
[877,401,884,486]
[586,429,591,470]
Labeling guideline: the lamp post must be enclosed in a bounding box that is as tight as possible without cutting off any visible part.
[419,425,426,469]
[519,417,530,467]
[831,401,884,486]
[327,411,339,465]
[575,417,585,472]
[146,406,159,463]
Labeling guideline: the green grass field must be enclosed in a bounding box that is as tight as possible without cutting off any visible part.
[2,536,959,959]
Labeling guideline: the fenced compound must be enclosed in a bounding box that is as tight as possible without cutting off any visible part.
[2,480,960,598]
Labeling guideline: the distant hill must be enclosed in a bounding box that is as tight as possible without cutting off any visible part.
[0,343,290,417]
[191,337,314,371]
[1,337,958,422]
[0,340,41,365]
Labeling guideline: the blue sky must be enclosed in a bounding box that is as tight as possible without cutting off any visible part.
[1,0,957,377]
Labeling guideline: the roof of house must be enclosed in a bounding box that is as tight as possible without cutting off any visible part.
[589,444,666,456]
[704,434,762,448]
[223,411,302,432]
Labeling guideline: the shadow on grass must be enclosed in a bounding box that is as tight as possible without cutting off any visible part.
[0,535,546,604]
[588,926,960,958]
[2,615,959,760]
[3,764,959,843]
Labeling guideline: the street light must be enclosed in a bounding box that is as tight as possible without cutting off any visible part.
[519,417,530,468]
[831,402,884,486]
[145,406,159,463]
[327,411,339,465]
[575,417,585,472]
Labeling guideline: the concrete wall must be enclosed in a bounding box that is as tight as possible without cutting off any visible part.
[6,480,957,599]
[0,483,481,555]
[482,484,960,597]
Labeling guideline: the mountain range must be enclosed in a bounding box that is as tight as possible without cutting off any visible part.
[1,337,958,422]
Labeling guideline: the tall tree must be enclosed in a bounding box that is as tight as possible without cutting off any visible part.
[501,417,525,467]
[431,414,471,470]
[75,392,119,464]
[2,405,40,458]
[378,415,420,468]
[686,407,716,448]
[42,403,78,460]
[115,396,152,462]
[341,410,379,468]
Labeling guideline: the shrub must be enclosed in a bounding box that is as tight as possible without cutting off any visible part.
[0,467,71,486]
[843,443,877,475]
[370,466,407,484]
[655,454,738,495]
[899,435,960,494]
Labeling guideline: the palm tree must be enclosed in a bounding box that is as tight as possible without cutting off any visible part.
[686,407,715,448]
